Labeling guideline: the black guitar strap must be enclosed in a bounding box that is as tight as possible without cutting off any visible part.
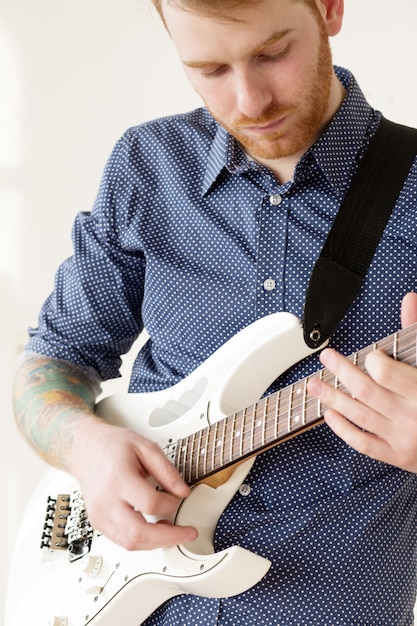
[303,118,417,349]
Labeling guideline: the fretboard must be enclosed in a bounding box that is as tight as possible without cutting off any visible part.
[168,322,417,485]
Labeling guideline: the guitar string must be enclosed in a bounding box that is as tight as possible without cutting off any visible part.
[175,330,417,482]
[217,331,417,439]
[178,340,417,482]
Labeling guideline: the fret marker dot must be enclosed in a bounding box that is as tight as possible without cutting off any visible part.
[294,415,300,423]
[200,448,206,456]
[217,441,222,447]
[257,420,262,428]
[235,431,241,438]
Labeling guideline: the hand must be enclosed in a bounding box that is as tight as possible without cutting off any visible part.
[69,418,199,550]
[307,292,417,473]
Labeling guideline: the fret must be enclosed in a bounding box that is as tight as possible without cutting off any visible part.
[250,401,257,453]
[175,437,184,479]
[233,411,243,461]
[265,395,276,447]
[286,380,304,432]
[274,388,285,439]
[249,398,267,452]
[200,426,210,479]
[270,393,279,441]
[393,327,415,368]
[287,385,294,433]
[229,411,238,462]
[194,430,202,481]
[218,416,226,469]
[181,440,188,478]
[317,369,324,418]
[292,386,300,431]
[393,331,398,360]
[260,397,267,447]
[265,395,275,447]
[236,410,244,459]
[187,433,196,484]
[251,397,265,453]
[239,407,247,458]
[179,435,189,483]
[301,378,307,426]
[269,396,276,446]
[181,436,189,481]
[252,398,265,450]
[294,382,303,426]
[229,413,236,464]
[210,420,219,474]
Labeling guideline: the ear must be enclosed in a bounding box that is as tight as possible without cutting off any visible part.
[316,0,344,36]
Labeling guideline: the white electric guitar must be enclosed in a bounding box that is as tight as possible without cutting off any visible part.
[6,313,417,626]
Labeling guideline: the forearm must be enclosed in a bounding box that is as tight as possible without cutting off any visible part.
[13,355,100,472]
[13,355,198,551]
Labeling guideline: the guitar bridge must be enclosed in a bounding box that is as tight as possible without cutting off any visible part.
[40,489,94,562]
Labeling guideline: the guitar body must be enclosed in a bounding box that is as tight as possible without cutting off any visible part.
[6,312,321,626]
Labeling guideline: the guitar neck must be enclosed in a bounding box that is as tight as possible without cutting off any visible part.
[171,322,417,486]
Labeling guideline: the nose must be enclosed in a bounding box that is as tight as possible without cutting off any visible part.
[234,69,273,119]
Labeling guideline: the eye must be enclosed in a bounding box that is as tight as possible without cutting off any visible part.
[257,44,290,63]
[201,65,228,79]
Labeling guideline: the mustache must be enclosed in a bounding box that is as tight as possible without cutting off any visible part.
[233,104,293,128]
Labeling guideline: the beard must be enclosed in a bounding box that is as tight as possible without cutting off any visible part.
[206,21,334,160]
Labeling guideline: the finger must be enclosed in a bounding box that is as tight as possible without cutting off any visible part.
[401,292,417,328]
[118,505,198,551]
[133,436,191,499]
[113,448,190,518]
[322,406,395,466]
[364,348,417,402]
[122,470,186,518]
[307,349,417,472]
[312,348,392,430]
[324,400,417,472]
[307,374,383,437]
[93,500,198,551]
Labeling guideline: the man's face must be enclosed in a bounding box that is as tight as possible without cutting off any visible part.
[162,0,337,161]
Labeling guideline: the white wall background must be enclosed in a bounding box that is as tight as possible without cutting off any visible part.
[1,0,417,621]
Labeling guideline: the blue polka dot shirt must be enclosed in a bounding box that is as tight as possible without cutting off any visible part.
[27,67,417,624]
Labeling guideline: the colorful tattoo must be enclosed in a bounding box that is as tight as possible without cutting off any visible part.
[13,356,98,471]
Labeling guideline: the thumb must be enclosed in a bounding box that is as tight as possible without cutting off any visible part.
[401,292,417,329]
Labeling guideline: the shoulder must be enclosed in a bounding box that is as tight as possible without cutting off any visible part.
[123,108,218,150]
[102,108,219,178]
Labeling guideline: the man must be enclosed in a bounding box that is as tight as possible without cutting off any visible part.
[13,0,417,623]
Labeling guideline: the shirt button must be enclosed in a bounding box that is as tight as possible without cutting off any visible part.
[269,194,282,205]
[263,278,276,291]
[239,483,251,497]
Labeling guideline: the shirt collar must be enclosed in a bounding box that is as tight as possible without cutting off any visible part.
[308,66,380,193]
[202,124,253,194]
[202,67,380,196]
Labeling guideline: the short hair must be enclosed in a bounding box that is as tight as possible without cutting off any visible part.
[151,0,318,23]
